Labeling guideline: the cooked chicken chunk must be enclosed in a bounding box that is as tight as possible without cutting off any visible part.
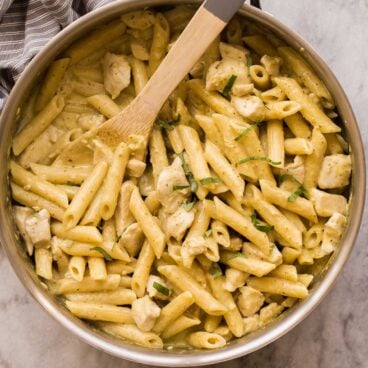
[321,213,347,254]
[24,209,51,247]
[131,295,161,331]
[309,188,347,217]
[237,286,265,317]
[13,206,34,255]
[231,95,266,122]
[224,268,248,292]
[318,154,351,189]
[260,55,282,76]
[219,42,248,62]
[103,52,131,99]
[165,206,195,241]
[157,157,190,214]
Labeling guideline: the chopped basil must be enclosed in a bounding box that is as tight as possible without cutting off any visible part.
[247,55,253,68]
[153,281,170,296]
[238,156,281,167]
[210,263,223,278]
[279,174,302,186]
[173,184,190,190]
[205,229,212,237]
[199,177,223,185]
[221,74,237,99]
[251,214,274,232]
[179,152,198,192]
[154,114,181,130]
[227,252,248,260]
[234,122,263,141]
[91,247,113,261]
[278,174,308,202]
[288,185,308,202]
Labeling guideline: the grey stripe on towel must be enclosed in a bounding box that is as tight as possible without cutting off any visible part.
[0,0,114,110]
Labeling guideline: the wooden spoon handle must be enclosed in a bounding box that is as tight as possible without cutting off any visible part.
[139,0,245,113]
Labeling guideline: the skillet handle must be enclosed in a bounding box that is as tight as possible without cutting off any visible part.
[250,0,262,9]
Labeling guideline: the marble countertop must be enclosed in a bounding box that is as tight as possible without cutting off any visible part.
[1,0,367,367]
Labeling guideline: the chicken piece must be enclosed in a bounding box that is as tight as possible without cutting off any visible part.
[318,154,351,189]
[232,82,254,97]
[260,55,282,76]
[206,58,249,92]
[157,157,190,214]
[131,295,161,331]
[119,223,144,257]
[279,156,305,192]
[146,275,170,300]
[243,314,260,335]
[13,206,34,255]
[321,213,347,254]
[224,268,248,292]
[237,286,265,317]
[103,52,131,99]
[231,95,266,122]
[165,206,195,241]
[182,236,207,257]
[309,188,347,217]
[24,209,51,247]
[227,237,243,252]
[219,42,248,62]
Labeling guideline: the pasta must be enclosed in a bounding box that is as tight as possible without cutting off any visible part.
[9,5,351,352]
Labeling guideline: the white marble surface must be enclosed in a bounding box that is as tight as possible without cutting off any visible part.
[1,0,367,367]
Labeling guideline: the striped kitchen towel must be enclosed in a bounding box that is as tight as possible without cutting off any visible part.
[0,0,114,111]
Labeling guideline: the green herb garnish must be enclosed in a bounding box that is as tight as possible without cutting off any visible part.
[91,247,113,261]
[154,114,181,130]
[199,177,223,185]
[251,214,274,232]
[288,185,308,202]
[278,174,308,202]
[179,152,198,192]
[153,281,170,296]
[221,75,237,99]
[238,156,281,167]
[279,174,301,186]
[173,184,190,190]
[234,122,262,141]
[227,252,248,260]
[210,263,223,278]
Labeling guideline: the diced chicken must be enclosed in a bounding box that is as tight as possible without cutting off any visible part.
[24,209,51,247]
[127,134,146,160]
[318,154,352,189]
[182,236,207,257]
[224,268,248,292]
[119,223,144,257]
[260,55,282,76]
[243,314,260,335]
[237,286,265,317]
[147,275,170,300]
[13,206,34,255]
[131,295,161,331]
[259,302,284,324]
[165,206,195,241]
[103,52,131,99]
[157,157,190,214]
[309,188,347,217]
[206,58,249,92]
[219,42,248,62]
[231,95,266,122]
[321,213,347,254]
[279,156,305,192]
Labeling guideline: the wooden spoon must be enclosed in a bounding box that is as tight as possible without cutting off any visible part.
[56,0,245,164]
